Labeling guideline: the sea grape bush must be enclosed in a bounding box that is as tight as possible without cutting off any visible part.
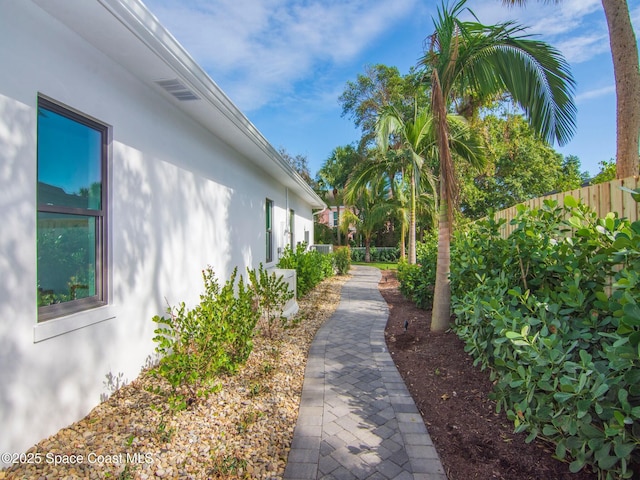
[150,253,335,413]
[449,196,640,478]
[277,243,334,296]
[351,247,400,263]
[397,234,437,309]
[152,267,258,410]
[248,263,294,338]
[333,246,351,275]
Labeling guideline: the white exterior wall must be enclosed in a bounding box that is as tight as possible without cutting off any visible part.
[0,1,316,457]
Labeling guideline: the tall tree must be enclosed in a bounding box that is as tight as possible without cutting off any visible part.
[421,0,577,331]
[339,64,428,150]
[502,0,640,178]
[376,105,438,264]
[316,145,361,245]
[342,175,392,262]
[460,114,588,218]
[346,149,411,260]
[278,147,315,188]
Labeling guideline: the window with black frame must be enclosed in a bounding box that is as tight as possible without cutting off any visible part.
[37,96,108,321]
[265,198,273,262]
[289,208,295,249]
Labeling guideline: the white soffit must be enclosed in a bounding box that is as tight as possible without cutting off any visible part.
[31,0,325,209]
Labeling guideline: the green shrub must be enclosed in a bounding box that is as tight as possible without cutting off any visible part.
[352,247,400,263]
[450,196,640,479]
[277,243,334,297]
[334,246,351,275]
[396,234,437,309]
[248,263,294,338]
[151,267,258,410]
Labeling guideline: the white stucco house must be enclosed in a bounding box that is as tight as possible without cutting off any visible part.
[0,0,325,459]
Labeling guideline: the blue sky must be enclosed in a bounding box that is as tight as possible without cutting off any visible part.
[142,0,640,178]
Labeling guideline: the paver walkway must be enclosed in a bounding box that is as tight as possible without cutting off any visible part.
[283,266,447,480]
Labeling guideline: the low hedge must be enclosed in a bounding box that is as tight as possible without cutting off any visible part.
[451,196,639,479]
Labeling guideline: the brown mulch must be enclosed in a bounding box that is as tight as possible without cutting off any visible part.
[379,270,598,480]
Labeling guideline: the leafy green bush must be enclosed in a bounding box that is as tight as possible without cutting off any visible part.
[248,263,294,338]
[451,196,640,478]
[151,267,258,410]
[277,243,334,297]
[352,247,400,263]
[396,235,437,309]
[334,246,351,275]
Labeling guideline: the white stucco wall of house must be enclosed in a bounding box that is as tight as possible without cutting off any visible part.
[0,0,315,458]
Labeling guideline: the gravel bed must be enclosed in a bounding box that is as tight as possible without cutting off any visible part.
[1,274,348,480]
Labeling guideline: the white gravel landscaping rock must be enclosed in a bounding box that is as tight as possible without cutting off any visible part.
[1,274,348,480]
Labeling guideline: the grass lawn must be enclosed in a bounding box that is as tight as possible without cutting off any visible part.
[352,261,398,271]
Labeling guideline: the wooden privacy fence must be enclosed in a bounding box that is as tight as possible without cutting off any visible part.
[492,175,640,238]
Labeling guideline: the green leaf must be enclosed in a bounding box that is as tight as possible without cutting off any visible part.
[592,383,609,399]
[555,441,566,459]
[566,435,583,450]
[618,388,629,405]
[622,303,640,326]
[569,458,585,473]
[614,442,635,459]
[538,380,554,391]
[580,423,603,439]
[576,399,591,416]
[525,430,537,444]
[564,195,578,208]
[554,392,574,403]
[597,454,619,470]
[568,216,582,229]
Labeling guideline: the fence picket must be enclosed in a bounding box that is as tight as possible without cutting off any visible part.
[488,176,639,238]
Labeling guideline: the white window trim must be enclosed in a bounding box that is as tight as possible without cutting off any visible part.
[34,306,116,342]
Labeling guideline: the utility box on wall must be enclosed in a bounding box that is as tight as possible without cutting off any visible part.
[267,268,299,317]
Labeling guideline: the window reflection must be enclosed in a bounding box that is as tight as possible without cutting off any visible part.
[37,107,102,210]
[37,213,96,307]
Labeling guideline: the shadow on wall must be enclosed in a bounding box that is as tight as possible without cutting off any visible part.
[0,95,36,450]
[0,94,268,455]
[113,142,236,330]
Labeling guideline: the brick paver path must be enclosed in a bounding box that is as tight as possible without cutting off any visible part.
[284,266,447,480]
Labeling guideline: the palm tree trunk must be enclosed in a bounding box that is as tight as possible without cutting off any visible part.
[336,204,341,246]
[602,0,640,178]
[365,237,371,263]
[400,225,406,261]
[431,179,451,332]
[409,171,417,264]
[430,69,456,332]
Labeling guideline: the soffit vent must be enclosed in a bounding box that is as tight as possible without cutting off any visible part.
[155,78,200,101]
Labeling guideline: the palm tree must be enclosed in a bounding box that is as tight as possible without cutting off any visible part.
[317,145,361,245]
[342,176,393,263]
[347,149,435,262]
[421,0,577,332]
[376,105,439,264]
[501,0,639,178]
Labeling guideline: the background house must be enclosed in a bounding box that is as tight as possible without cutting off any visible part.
[315,206,357,242]
[0,0,324,459]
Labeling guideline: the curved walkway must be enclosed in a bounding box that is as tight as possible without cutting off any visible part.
[284,266,447,480]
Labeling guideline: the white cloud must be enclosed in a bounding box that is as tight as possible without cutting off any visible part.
[555,32,610,63]
[576,85,615,103]
[143,0,418,111]
[463,0,607,63]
